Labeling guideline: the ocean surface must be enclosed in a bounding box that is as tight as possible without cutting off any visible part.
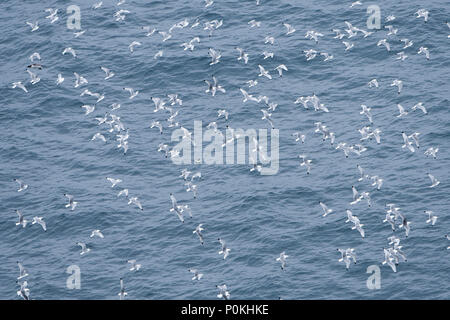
[0,0,449,300]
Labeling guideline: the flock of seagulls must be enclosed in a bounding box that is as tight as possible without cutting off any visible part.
[8,0,448,300]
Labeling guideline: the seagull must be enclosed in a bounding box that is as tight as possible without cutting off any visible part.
[127,259,142,271]
[360,105,373,123]
[129,41,141,53]
[154,50,163,59]
[446,235,450,250]
[400,38,414,49]
[385,25,398,36]
[424,147,439,159]
[117,189,129,198]
[15,210,28,228]
[12,82,28,93]
[77,242,91,255]
[151,121,163,134]
[264,36,275,44]
[274,64,288,77]
[382,249,397,272]
[370,176,384,190]
[377,39,390,51]
[283,23,296,35]
[368,79,379,88]
[292,132,306,143]
[236,47,249,64]
[168,94,182,106]
[412,102,427,114]
[415,9,429,23]
[26,70,40,85]
[276,252,288,270]
[81,105,95,115]
[17,281,30,300]
[26,21,39,32]
[123,87,139,99]
[261,109,274,128]
[343,41,354,51]
[204,76,225,96]
[45,8,59,23]
[425,210,438,226]
[169,193,184,222]
[91,133,106,143]
[217,109,229,120]
[391,79,403,94]
[408,132,420,148]
[305,30,323,43]
[31,217,46,231]
[106,177,122,188]
[258,65,272,79]
[383,213,396,231]
[101,67,115,80]
[74,72,88,88]
[396,52,408,61]
[62,47,77,58]
[74,30,86,38]
[350,1,362,7]
[189,268,203,280]
[418,47,430,60]
[64,194,78,210]
[319,202,333,217]
[352,220,365,238]
[90,229,104,238]
[427,174,440,188]
[397,104,408,117]
[299,155,312,174]
[17,262,29,280]
[205,0,214,8]
[29,52,41,62]
[118,278,127,300]
[208,48,221,65]
[398,218,411,237]
[402,132,415,153]
[248,19,261,28]
[320,52,334,61]
[13,179,28,192]
[56,73,64,85]
[193,224,204,245]
[128,197,143,210]
[262,51,274,59]
[216,284,230,300]
[218,238,231,259]
[142,26,157,37]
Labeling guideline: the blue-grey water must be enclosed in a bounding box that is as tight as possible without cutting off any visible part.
[1,0,449,300]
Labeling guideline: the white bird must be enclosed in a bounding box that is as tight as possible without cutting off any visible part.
[15,210,28,228]
[81,105,95,115]
[154,50,163,59]
[101,67,115,80]
[427,174,440,188]
[17,262,29,280]
[117,189,129,198]
[396,51,408,61]
[142,26,156,36]
[258,65,272,79]
[216,284,230,300]
[13,179,28,192]
[62,47,77,57]
[319,202,333,217]
[193,224,204,245]
[402,132,415,153]
[397,104,408,117]
[276,252,289,270]
[128,197,143,210]
[205,0,214,8]
[424,147,439,159]
[106,177,122,188]
[292,132,306,143]
[91,133,106,143]
[360,105,373,123]
[400,38,413,49]
[408,132,420,148]
[74,72,88,88]
[208,48,221,65]
[26,21,39,32]
[129,41,141,53]
[248,19,261,27]
[45,8,59,23]
[218,238,231,259]
[217,109,229,120]
[118,278,127,300]
[377,39,390,51]
[123,87,139,99]
[350,1,362,7]
[189,268,203,281]
[274,64,288,77]
[391,79,403,94]
[385,25,398,36]
[236,47,249,64]
[412,102,427,114]
[418,47,430,60]
[415,9,429,23]
[264,36,275,44]
[368,79,379,88]
[56,73,64,85]
[77,242,90,255]
[90,229,104,238]
[127,259,142,271]
[320,52,334,61]
[12,82,28,93]
[283,23,296,35]
[64,194,78,210]
[425,210,438,226]
[31,217,46,231]
[299,154,312,174]
[383,213,396,231]
[343,41,354,51]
